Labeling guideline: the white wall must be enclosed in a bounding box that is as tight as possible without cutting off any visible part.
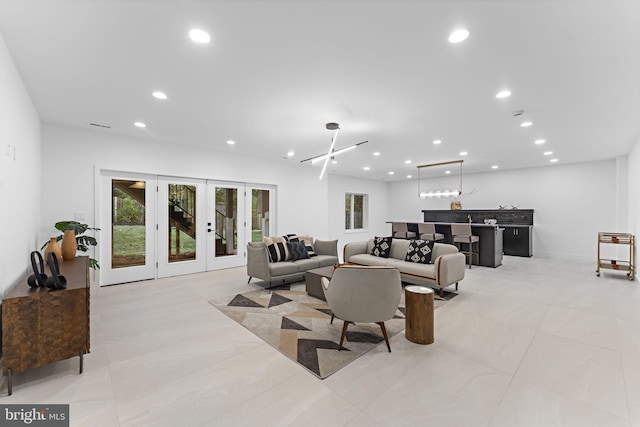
[0,32,41,299]
[41,123,331,272]
[628,137,640,279]
[327,174,390,261]
[388,159,621,261]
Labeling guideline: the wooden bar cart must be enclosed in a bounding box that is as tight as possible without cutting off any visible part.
[596,232,635,280]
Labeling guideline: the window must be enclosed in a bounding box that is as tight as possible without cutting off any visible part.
[345,193,367,230]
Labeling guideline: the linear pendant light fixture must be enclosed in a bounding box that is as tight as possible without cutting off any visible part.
[300,122,368,179]
[417,160,464,199]
[319,122,340,180]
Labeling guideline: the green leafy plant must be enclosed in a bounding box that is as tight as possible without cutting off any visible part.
[41,221,100,269]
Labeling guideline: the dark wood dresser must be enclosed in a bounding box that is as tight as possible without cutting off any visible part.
[2,256,90,395]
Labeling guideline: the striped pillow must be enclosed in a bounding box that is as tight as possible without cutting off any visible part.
[263,236,290,262]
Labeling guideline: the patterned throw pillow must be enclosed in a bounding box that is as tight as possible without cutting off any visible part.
[287,241,309,261]
[286,234,316,257]
[263,236,290,262]
[371,236,393,258]
[405,239,434,264]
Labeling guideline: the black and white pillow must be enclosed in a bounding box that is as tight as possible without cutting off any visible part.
[286,234,316,257]
[264,236,290,262]
[287,241,309,261]
[371,236,393,258]
[405,239,434,264]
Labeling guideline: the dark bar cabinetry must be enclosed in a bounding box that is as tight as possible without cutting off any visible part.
[502,226,533,257]
[423,209,534,258]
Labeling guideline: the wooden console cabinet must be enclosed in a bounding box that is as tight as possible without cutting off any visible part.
[2,256,90,395]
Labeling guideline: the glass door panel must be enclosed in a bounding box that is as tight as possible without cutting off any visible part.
[100,172,156,286]
[158,177,206,278]
[245,185,275,244]
[207,181,245,270]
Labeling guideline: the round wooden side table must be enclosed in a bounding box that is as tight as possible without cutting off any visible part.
[404,285,434,344]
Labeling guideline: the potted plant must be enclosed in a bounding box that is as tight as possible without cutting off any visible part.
[41,221,100,269]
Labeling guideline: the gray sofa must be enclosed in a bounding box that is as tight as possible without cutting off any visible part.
[343,238,466,296]
[247,237,338,285]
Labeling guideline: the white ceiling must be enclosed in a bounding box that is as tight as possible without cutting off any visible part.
[1,0,639,181]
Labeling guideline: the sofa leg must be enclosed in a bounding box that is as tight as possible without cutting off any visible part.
[439,288,444,298]
[455,282,458,291]
[247,277,252,284]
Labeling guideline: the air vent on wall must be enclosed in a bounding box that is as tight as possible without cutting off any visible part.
[89,122,111,129]
[512,110,524,117]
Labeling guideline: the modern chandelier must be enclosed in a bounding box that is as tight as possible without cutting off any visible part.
[417,160,464,199]
[300,122,368,180]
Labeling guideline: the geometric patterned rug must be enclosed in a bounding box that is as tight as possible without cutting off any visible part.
[209,282,456,379]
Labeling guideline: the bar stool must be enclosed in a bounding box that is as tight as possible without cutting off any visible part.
[392,222,416,239]
[451,223,479,268]
[418,223,444,242]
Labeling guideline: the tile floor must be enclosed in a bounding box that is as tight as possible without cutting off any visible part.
[2,256,640,426]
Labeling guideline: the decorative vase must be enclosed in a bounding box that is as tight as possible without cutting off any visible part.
[44,237,62,263]
[451,201,462,210]
[61,229,77,260]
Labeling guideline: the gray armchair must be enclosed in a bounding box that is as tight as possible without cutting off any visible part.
[321,265,402,352]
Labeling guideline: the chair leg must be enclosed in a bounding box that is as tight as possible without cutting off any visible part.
[439,287,444,298]
[330,314,335,324]
[338,321,350,351]
[377,322,391,352]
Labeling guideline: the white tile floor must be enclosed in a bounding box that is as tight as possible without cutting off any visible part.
[2,256,639,426]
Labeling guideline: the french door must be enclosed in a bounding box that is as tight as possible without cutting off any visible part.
[99,172,156,286]
[206,181,246,270]
[99,172,275,285]
[157,177,207,278]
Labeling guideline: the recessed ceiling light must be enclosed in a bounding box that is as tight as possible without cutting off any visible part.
[544,151,553,156]
[189,29,210,44]
[449,29,470,43]
[389,171,395,175]
[226,140,235,145]
[363,166,370,171]
[520,121,533,127]
[550,158,559,163]
[492,165,499,169]
[152,91,167,100]
[134,122,146,128]
[405,160,412,164]
[534,139,546,144]
[445,170,451,174]
[331,160,338,164]
[459,151,468,156]
[433,139,442,145]
[407,175,412,179]
[373,152,381,156]
[287,151,294,157]
[496,90,511,99]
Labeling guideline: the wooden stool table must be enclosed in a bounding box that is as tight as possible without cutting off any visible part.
[404,285,434,344]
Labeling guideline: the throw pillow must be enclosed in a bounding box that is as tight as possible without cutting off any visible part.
[263,236,290,262]
[289,234,316,257]
[287,241,309,261]
[405,239,434,264]
[371,236,393,258]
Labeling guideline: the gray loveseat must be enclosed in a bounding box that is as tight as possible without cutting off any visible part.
[343,238,466,296]
[247,236,338,286]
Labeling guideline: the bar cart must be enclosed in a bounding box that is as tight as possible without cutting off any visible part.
[596,232,635,280]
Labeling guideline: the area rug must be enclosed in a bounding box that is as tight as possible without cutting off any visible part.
[209,282,456,379]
